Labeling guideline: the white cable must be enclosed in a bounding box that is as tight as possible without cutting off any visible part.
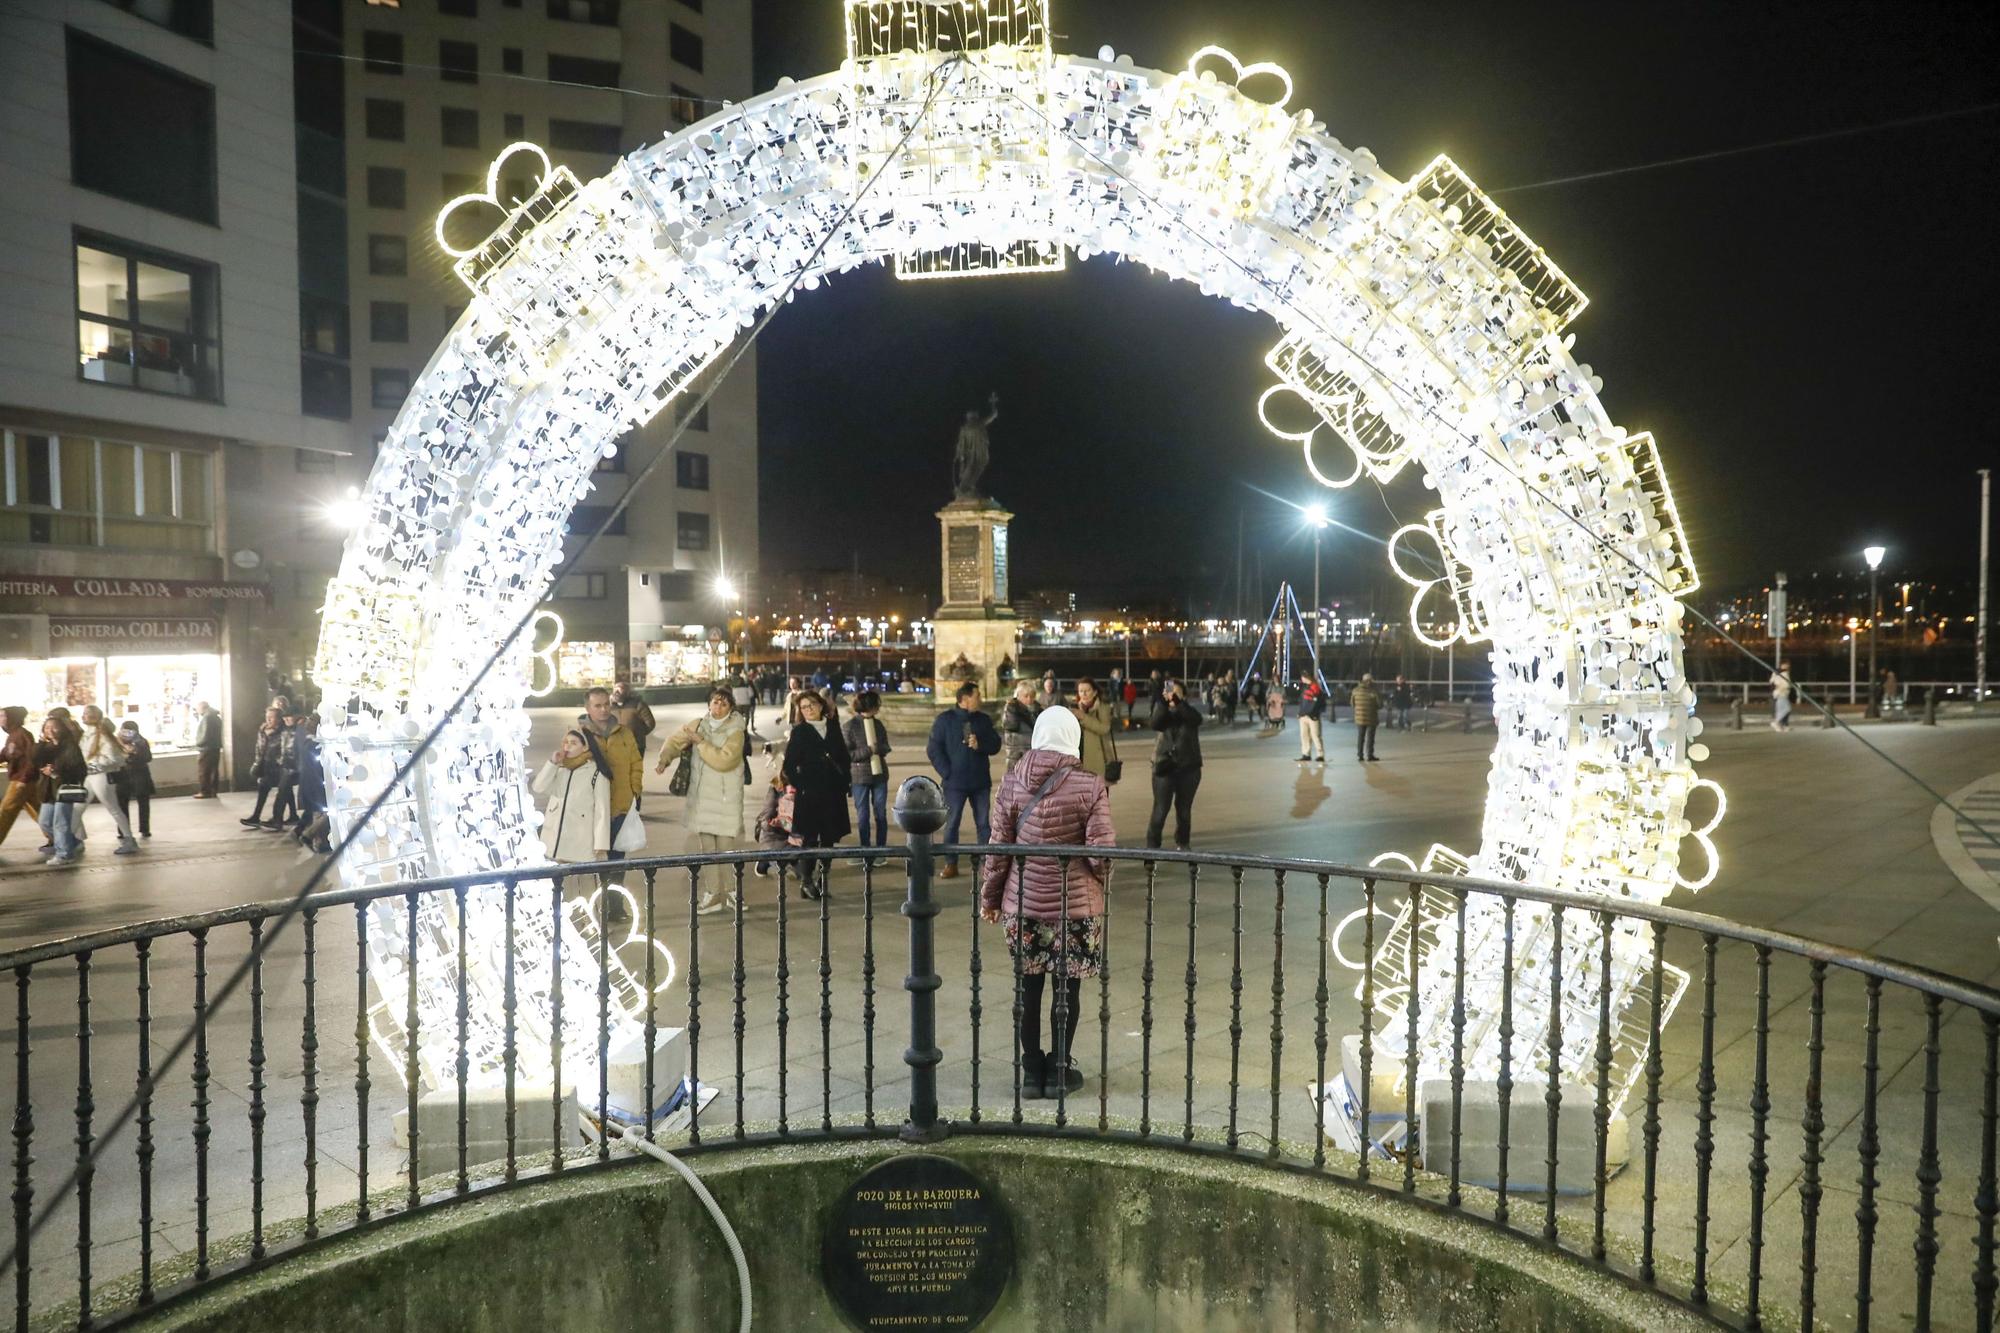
[615,1120,751,1333]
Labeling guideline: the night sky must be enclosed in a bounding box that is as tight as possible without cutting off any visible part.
[750,0,1998,610]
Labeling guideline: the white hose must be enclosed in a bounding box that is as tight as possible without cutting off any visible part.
[615,1120,752,1333]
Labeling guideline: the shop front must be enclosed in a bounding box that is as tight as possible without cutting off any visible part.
[0,574,265,791]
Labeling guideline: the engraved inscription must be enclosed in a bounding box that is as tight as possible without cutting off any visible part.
[947,525,981,604]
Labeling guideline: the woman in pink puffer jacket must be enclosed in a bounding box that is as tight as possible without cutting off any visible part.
[980,707,1116,1101]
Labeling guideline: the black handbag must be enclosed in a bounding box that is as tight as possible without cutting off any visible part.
[1103,718,1122,786]
[669,750,693,798]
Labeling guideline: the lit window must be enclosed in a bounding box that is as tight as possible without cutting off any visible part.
[367,233,408,276]
[74,235,220,401]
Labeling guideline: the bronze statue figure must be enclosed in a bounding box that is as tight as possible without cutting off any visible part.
[953,391,1000,499]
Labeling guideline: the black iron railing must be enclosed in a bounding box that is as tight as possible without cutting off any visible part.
[2,776,1998,1330]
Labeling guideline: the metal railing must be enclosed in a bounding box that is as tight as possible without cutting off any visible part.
[3,777,1998,1330]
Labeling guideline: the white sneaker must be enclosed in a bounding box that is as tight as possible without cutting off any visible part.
[694,891,727,915]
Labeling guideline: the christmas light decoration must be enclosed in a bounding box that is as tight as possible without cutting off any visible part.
[313,2,1716,1127]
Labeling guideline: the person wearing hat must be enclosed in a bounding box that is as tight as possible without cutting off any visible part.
[981,707,1116,1100]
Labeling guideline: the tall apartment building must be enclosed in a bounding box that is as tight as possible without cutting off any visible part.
[0,0,357,785]
[304,0,758,693]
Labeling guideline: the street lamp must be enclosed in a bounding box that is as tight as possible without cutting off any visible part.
[1304,503,1330,644]
[1864,544,1886,717]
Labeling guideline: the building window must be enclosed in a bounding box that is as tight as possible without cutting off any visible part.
[66,31,218,224]
[439,0,477,15]
[670,23,703,72]
[299,294,349,357]
[369,301,409,343]
[568,505,627,537]
[442,171,480,200]
[547,0,619,25]
[75,235,221,401]
[503,112,525,139]
[371,368,410,409]
[502,47,523,75]
[296,448,337,474]
[554,572,608,599]
[440,39,478,84]
[364,98,404,141]
[362,30,403,75]
[676,511,710,551]
[675,451,709,490]
[366,166,406,209]
[300,357,350,419]
[548,54,620,89]
[669,85,701,127]
[594,449,625,474]
[367,233,408,276]
[96,0,215,43]
[440,106,480,149]
[677,399,709,432]
[548,119,622,156]
[1,429,214,552]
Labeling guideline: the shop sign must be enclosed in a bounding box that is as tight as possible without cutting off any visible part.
[47,617,220,653]
[0,575,266,602]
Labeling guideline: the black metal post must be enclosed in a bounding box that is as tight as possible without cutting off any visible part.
[895,776,949,1144]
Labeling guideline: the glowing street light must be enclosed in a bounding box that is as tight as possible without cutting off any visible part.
[713,575,739,602]
[1863,545,1887,716]
[1304,502,1330,643]
[322,487,367,531]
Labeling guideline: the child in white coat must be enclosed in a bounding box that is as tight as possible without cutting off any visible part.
[532,729,612,864]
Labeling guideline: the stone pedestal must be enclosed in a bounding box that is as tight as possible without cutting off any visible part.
[933,497,1019,699]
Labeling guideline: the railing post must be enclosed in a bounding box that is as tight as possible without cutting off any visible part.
[895,776,949,1144]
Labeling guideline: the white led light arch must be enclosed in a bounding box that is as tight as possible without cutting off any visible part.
[315,5,1716,1118]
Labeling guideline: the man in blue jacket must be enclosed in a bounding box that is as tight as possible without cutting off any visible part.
[926,681,1002,878]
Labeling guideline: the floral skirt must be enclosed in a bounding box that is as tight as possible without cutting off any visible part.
[1003,914,1106,979]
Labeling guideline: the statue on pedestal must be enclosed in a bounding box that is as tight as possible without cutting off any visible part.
[952,392,1000,500]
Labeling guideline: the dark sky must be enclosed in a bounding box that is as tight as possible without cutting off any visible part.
[750,0,1998,609]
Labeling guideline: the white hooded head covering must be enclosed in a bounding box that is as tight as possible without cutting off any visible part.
[1030,705,1081,759]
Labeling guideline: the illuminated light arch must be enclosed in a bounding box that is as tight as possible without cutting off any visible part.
[314,5,1714,1119]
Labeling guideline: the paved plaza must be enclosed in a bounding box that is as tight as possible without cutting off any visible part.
[2,706,1998,1327]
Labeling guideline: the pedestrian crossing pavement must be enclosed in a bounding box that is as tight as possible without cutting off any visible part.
[1938,775,2000,906]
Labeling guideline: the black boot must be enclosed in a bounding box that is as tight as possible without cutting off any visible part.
[1019,1050,1047,1101]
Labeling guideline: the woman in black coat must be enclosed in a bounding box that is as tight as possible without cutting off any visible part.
[780,690,850,899]
[114,721,155,838]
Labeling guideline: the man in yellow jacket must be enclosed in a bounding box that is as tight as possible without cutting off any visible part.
[582,687,645,860]
[1350,674,1382,763]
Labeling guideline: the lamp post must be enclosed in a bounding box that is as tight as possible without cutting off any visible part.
[1864,545,1886,717]
[1304,503,1330,645]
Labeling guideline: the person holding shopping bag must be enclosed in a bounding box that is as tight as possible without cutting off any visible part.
[656,687,750,914]
[532,729,612,865]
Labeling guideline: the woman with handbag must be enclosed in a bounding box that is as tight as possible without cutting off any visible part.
[655,687,749,914]
[531,728,612,865]
[79,708,139,855]
[779,689,850,900]
[979,708,1116,1100]
[240,708,287,828]
[1070,678,1119,783]
[34,719,89,865]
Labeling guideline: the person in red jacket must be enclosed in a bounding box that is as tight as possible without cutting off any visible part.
[980,707,1116,1101]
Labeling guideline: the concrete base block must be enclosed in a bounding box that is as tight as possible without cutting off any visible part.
[605,1024,686,1123]
[394,1084,582,1179]
[1419,1077,1628,1196]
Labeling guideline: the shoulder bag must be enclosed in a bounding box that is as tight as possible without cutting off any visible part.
[1102,715,1122,786]
[669,749,693,797]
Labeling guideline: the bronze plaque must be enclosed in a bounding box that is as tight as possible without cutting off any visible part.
[946,525,981,603]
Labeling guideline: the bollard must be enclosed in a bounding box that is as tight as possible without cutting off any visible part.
[1730,699,1743,731]
[1924,690,1938,726]
[1820,695,1837,729]
[894,775,949,1143]
[1462,702,1474,734]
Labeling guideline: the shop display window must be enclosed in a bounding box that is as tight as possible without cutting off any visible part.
[641,639,724,687]
[0,653,219,751]
[555,640,616,689]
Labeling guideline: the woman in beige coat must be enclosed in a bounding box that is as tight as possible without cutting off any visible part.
[656,688,749,913]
